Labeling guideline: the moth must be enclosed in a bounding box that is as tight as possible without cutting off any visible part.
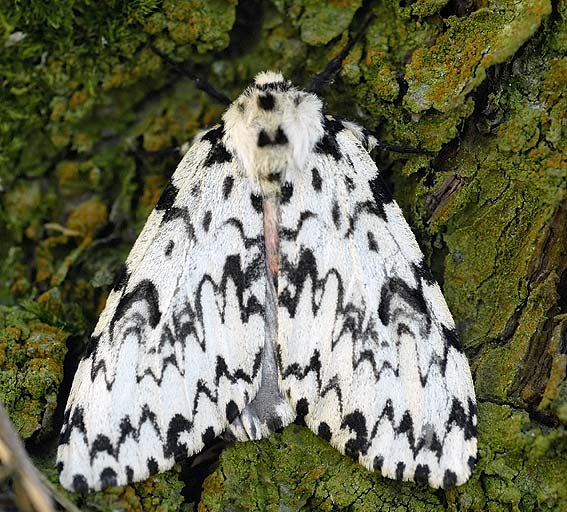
[57,69,477,492]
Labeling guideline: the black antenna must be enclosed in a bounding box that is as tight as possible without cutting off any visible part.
[308,14,375,94]
[150,44,232,106]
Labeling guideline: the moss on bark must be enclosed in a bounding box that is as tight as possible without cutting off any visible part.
[1,0,566,510]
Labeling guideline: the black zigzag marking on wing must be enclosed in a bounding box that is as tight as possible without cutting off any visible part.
[346,200,387,236]
[378,276,431,333]
[112,264,130,292]
[170,300,205,351]
[155,183,179,211]
[111,280,161,335]
[89,317,154,390]
[222,218,264,248]
[215,349,263,385]
[192,378,219,414]
[89,404,162,464]
[87,240,264,387]
[161,206,196,239]
[154,180,195,238]
[345,180,391,236]
[320,375,344,415]
[135,325,185,385]
[60,358,264,473]
[280,211,317,241]
[280,245,462,387]
[279,248,344,319]
[276,345,322,392]
[337,396,476,478]
[195,253,264,324]
[369,174,393,207]
[367,398,476,459]
[59,407,87,447]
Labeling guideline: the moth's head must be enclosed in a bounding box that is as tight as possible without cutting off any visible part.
[223,71,324,196]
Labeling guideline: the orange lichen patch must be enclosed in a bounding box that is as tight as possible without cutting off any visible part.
[49,97,67,122]
[364,47,387,67]
[69,89,89,108]
[55,160,80,188]
[66,196,109,239]
[72,131,94,152]
[541,58,567,104]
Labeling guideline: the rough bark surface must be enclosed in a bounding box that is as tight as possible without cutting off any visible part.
[1,1,566,511]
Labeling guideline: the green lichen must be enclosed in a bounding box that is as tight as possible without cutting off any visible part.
[274,0,362,46]
[160,0,236,52]
[0,306,68,440]
[1,0,566,510]
[200,425,446,512]
[202,402,567,512]
[53,467,186,512]
[404,0,552,114]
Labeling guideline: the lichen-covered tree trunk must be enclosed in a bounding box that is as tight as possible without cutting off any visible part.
[1,1,566,511]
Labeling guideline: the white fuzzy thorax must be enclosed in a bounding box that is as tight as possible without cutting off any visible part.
[223,72,324,196]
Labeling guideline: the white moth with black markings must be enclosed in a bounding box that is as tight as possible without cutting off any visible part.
[57,71,477,492]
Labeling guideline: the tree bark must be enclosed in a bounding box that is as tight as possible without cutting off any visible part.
[1,0,566,511]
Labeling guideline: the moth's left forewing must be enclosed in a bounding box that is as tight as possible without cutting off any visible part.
[277,125,477,489]
[58,128,268,491]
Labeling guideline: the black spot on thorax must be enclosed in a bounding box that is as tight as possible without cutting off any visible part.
[258,129,271,147]
[258,92,275,110]
[275,127,288,144]
[257,127,288,147]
